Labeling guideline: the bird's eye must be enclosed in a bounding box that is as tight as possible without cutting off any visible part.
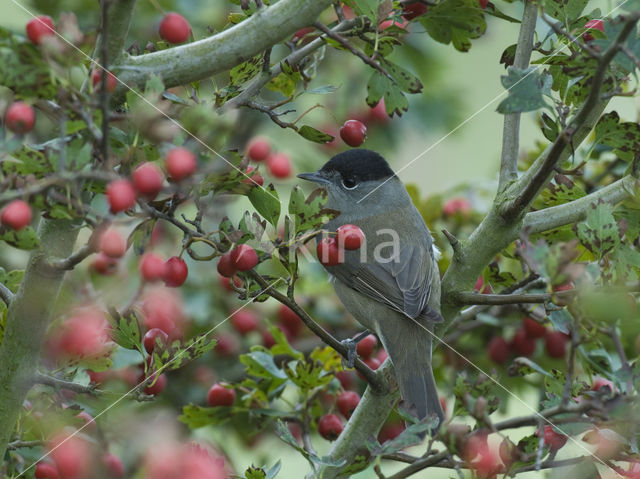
[342,177,357,190]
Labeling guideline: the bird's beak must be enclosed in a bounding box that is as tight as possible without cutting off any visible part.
[297,172,329,184]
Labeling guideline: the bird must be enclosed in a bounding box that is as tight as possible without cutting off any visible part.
[298,148,445,433]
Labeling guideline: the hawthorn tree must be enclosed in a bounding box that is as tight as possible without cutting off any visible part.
[1,0,640,478]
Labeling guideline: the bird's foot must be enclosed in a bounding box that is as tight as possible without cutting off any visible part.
[340,330,371,369]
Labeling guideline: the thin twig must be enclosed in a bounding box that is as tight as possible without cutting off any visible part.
[455,289,573,306]
[35,372,98,395]
[0,283,14,306]
[498,0,538,192]
[247,270,386,392]
[49,242,97,270]
[7,440,44,451]
[99,0,111,163]
[313,22,392,80]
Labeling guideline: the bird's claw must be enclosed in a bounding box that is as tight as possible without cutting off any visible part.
[341,338,358,369]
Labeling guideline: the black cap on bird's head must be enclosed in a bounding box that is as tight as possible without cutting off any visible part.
[298,149,395,186]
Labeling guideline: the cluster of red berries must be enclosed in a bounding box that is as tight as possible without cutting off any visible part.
[217,244,260,279]
[245,137,292,181]
[316,224,365,266]
[488,315,569,365]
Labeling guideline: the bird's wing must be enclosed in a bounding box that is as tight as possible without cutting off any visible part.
[329,243,442,322]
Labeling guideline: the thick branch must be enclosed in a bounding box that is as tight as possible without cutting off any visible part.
[498,0,538,192]
[523,175,639,234]
[94,0,137,63]
[0,220,79,458]
[501,13,640,220]
[114,0,333,98]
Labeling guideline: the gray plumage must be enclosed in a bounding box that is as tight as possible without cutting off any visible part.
[298,149,444,433]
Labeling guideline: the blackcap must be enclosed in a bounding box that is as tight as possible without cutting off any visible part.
[298,149,445,432]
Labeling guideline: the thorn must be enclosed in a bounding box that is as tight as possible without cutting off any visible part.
[442,229,463,259]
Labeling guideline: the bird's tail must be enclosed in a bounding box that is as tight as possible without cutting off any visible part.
[377,317,444,435]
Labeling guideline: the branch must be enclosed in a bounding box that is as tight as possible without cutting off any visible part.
[93,0,137,63]
[498,0,538,192]
[34,372,98,395]
[523,175,639,234]
[493,400,600,430]
[225,18,359,109]
[7,440,44,451]
[247,270,386,392]
[455,289,574,306]
[385,451,450,479]
[501,12,640,220]
[48,242,97,270]
[0,220,80,458]
[0,282,14,306]
[114,0,334,100]
[313,22,392,80]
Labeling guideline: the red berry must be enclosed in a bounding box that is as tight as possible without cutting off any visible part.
[102,453,125,478]
[266,153,292,179]
[591,377,615,393]
[246,137,271,162]
[132,162,164,199]
[379,18,408,31]
[488,336,509,364]
[163,256,188,287]
[337,391,360,418]
[402,2,428,20]
[5,102,36,134]
[540,425,567,451]
[49,434,93,479]
[583,19,604,41]
[292,26,315,43]
[474,276,492,294]
[1,200,32,230]
[99,228,126,258]
[523,317,547,338]
[339,120,367,147]
[142,372,167,395]
[217,253,237,278]
[376,348,388,363]
[143,328,169,354]
[378,421,405,443]
[231,309,259,335]
[545,331,567,358]
[336,224,365,250]
[106,179,137,213]
[35,462,59,479]
[478,0,489,9]
[364,357,381,370]
[91,253,118,275]
[140,253,167,282]
[92,69,117,93]
[368,99,388,123]
[510,328,535,357]
[207,383,236,407]
[336,371,354,390]
[26,15,55,45]
[553,282,574,292]
[356,334,377,359]
[141,287,185,335]
[56,308,111,359]
[318,414,343,440]
[243,166,264,187]
[316,237,343,266]
[214,333,239,357]
[159,12,191,44]
[443,197,472,216]
[166,147,197,181]
[230,244,259,271]
[278,304,302,337]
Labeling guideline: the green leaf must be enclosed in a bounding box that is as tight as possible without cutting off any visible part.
[297,125,335,144]
[0,269,24,292]
[107,309,143,351]
[0,42,57,100]
[230,55,262,86]
[497,67,551,114]
[593,111,640,162]
[128,219,157,255]
[536,174,586,209]
[155,334,217,371]
[289,187,338,235]
[179,404,233,428]
[499,44,517,69]
[382,60,422,94]
[265,324,304,360]
[344,0,382,23]
[508,357,552,377]
[248,184,281,227]
[0,226,39,250]
[548,309,572,334]
[418,0,487,52]
[241,350,288,379]
[366,71,408,117]
[2,147,54,177]
[244,467,266,479]
[267,70,301,97]
[544,0,589,23]
[575,202,619,258]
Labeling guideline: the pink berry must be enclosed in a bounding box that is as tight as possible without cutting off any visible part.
[132,162,164,199]
[166,147,197,181]
[159,13,191,44]
[26,16,55,45]
[139,253,167,282]
[266,153,292,179]
[1,200,32,230]
[5,102,36,134]
[99,228,126,258]
[207,383,236,407]
[246,137,271,162]
[106,179,137,213]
